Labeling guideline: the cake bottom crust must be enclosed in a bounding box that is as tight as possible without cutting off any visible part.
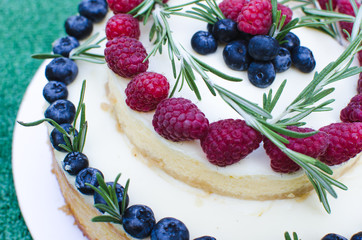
[107,74,361,200]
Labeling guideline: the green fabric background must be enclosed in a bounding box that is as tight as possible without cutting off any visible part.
[0,0,82,239]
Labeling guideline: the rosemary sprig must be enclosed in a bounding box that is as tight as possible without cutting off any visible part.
[18,80,88,153]
[284,232,300,240]
[31,33,105,64]
[87,173,130,224]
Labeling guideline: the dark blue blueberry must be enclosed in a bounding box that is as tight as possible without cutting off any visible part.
[44,99,76,125]
[122,205,156,239]
[351,232,362,240]
[291,46,316,73]
[280,32,300,52]
[271,47,292,73]
[75,167,104,194]
[223,40,250,71]
[65,15,93,40]
[63,152,89,175]
[45,57,78,85]
[247,61,276,88]
[207,23,214,34]
[194,236,216,240]
[50,123,77,152]
[52,36,80,58]
[321,233,347,240]
[78,0,108,23]
[212,19,239,43]
[94,182,130,213]
[43,81,68,103]
[151,217,189,240]
[191,31,218,55]
[248,35,279,61]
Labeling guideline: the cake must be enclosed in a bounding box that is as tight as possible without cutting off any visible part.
[18,0,362,239]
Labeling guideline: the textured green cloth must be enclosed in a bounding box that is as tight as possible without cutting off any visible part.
[0,0,80,239]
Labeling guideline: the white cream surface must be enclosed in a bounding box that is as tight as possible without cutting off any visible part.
[52,1,362,239]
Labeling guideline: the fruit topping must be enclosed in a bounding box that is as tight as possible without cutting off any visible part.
[191,31,218,55]
[248,35,279,61]
[152,98,209,142]
[263,126,329,173]
[201,119,262,167]
[219,0,247,22]
[45,57,78,85]
[106,13,140,40]
[212,18,239,43]
[337,0,360,39]
[318,0,337,10]
[78,0,108,23]
[75,167,104,195]
[107,0,143,14]
[291,46,316,73]
[94,182,130,213]
[340,94,362,122]
[280,32,300,53]
[358,73,362,94]
[125,72,170,112]
[223,40,250,71]
[105,36,149,78]
[52,36,80,58]
[247,61,276,88]
[319,122,362,166]
[150,217,190,240]
[272,47,292,73]
[50,123,78,152]
[277,3,293,28]
[194,236,217,240]
[65,15,94,40]
[43,81,68,103]
[63,151,89,175]
[351,232,362,240]
[321,233,348,240]
[122,204,156,239]
[44,99,76,125]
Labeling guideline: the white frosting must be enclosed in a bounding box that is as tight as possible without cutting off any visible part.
[52,1,362,239]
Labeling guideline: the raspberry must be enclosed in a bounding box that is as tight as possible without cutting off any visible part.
[317,0,337,10]
[236,0,272,35]
[107,0,143,14]
[337,0,360,39]
[200,119,262,167]
[219,0,247,22]
[104,36,149,78]
[319,122,362,165]
[152,98,209,142]
[277,3,293,28]
[106,14,140,40]
[263,126,329,173]
[358,73,362,94]
[125,72,170,112]
[340,94,362,122]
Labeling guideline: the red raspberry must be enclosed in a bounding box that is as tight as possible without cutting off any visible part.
[263,126,329,173]
[125,72,170,112]
[319,122,362,165]
[152,98,209,142]
[106,14,140,40]
[107,0,143,14]
[340,94,362,122]
[358,73,362,94]
[277,3,293,28]
[219,0,247,22]
[104,36,149,78]
[337,0,360,39]
[200,119,262,167]
[318,0,337,10]
[236,0,272,35]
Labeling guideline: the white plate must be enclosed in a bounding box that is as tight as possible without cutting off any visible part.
[12,62,87,240]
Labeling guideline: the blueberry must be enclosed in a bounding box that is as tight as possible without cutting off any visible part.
[191,31,218,55]
[280,32,300,52]
[351,232,362,240]
[212,19,239,43]
[93,182,130,213]
[50,123,77,152]
[44,99,76,125]
[207,23,214,34]
[52,36,80,58]
[78,0,108,23]
[151,217,189,240]
[122,205,156,239]
[43,81,68,103]
[248,35,279,61]
[194,236,216,240]
[45,57,78,85]
[63,152,89,175]
[291,46,316,73]
[65,15,93,40]
[321,233,347,240]
[271,47,292,73]
[247,61,276,88]
[75,167,103,194]
[223,40,250,71]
